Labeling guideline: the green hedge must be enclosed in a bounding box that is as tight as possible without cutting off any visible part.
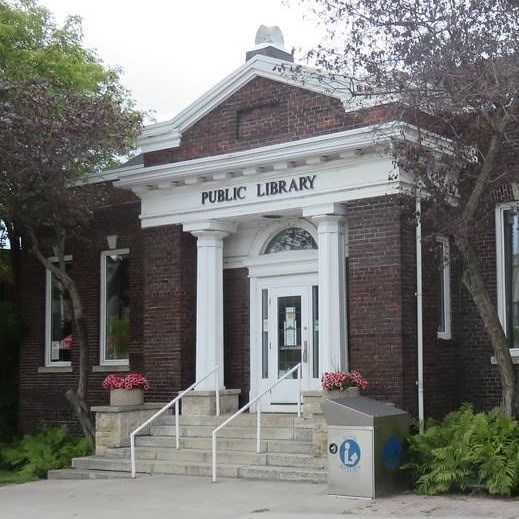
[405,404,519,496]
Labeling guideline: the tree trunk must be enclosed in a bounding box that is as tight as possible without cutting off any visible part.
[457,236,518,416]
[27,229,95,446]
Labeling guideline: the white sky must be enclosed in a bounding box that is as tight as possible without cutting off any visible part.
[39,0,321,123]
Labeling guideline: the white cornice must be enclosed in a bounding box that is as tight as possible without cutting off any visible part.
[117,121,450,190]
[137,54,358,154]
[94,121,451,187]
[118,123,391,190]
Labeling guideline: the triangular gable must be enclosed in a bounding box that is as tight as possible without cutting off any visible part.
[138,54,356,154]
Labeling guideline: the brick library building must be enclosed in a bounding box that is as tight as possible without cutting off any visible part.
[17,28,519,434]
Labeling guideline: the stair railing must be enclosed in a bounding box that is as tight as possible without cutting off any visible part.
[211,362,302,482]
[130,365,220,478]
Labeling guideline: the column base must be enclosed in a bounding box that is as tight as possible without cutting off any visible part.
[182,389,241,416]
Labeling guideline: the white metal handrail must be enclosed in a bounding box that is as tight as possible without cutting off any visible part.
[211,363,302,482]
[130,366,220,478]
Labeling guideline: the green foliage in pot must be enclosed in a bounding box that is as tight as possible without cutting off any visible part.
[404,404,519,496]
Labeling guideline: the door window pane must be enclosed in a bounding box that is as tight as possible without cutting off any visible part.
[312,285,319,378]
[262,289,268,379]
[277,295,301,377]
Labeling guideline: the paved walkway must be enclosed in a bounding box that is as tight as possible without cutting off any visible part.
[1,474,518,519]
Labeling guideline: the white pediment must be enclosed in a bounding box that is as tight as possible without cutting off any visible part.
[137,54,357,154]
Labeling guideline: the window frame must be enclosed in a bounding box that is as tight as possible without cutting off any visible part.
[496,204,519,356]
[45,255,73,367]
[436,236,452,340]
[99,248,130,366]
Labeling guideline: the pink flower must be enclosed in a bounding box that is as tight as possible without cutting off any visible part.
[320,370,368,391]
[124,373,150,391]
[102,373,150,391]
[102,374,125,390]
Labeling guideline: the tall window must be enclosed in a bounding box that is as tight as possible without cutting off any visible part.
[437,237,451,340]
[100,249,130,364]
[45,258,73,366]
[502,209,519,349]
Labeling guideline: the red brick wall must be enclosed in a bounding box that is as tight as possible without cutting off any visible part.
[144,77,394,167]
[418,228,461,419]
[455,185,516,410]
[346,195,462,418]
[18,190,145,433]
[347,196,407,408]
[223,268,250,405]
[141,225,197,402]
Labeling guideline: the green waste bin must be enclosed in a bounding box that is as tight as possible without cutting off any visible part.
[322,396,409,498]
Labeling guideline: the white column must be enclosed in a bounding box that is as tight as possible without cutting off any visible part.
[192,230,227,389]
[184,221,235,390]
[304,204,348,373]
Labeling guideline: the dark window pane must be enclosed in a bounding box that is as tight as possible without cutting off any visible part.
[105,253,130,361]
[50,266,73,362]
[264,228,317,254]
[505,210,519,348]
[438,242,446,333]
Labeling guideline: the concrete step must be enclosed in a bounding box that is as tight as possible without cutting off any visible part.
[104,446,325,469]
[149,424,313,441]
[156,413,307,428]
[72,455,239,478]
[136,435,314,454]
[47,468,133,480]
[238,465,327,484]
[106,447,268,466]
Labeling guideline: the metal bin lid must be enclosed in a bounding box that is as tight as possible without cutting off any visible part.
[321,396,408,427]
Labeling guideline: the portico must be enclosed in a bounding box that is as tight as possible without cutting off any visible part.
[115,119,401,411]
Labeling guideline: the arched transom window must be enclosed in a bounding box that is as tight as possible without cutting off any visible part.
[264,228,317,254]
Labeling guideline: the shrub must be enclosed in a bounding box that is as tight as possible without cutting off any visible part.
[0,426,91,478]
[405,404,519,496]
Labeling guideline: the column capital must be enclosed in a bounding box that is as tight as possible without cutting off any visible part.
[312,214,346,230]
[302,203,347,219]
[183,219,237,235]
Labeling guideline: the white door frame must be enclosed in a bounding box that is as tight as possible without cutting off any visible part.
[249,270,319,412]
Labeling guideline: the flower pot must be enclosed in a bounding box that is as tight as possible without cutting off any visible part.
[323,386,360,401]
[110,388,144,406]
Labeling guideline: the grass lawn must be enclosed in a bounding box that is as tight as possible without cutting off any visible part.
[0,470,38,486]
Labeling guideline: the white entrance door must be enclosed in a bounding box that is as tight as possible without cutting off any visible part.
[255,277,320,411]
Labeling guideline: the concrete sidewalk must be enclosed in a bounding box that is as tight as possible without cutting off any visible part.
[1,474,518,519]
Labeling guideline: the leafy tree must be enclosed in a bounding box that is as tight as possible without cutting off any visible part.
[0,0,142,444]
[292,0,519,415]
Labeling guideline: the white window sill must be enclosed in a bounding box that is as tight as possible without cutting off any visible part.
[38,366,73,373]
[491,352,519,365]
[92,365,130,373]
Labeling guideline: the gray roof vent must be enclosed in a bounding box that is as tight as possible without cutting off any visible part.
[246,25,294,63]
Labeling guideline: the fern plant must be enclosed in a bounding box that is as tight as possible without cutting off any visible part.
[404,404,519,496]
[1,426,91,478]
